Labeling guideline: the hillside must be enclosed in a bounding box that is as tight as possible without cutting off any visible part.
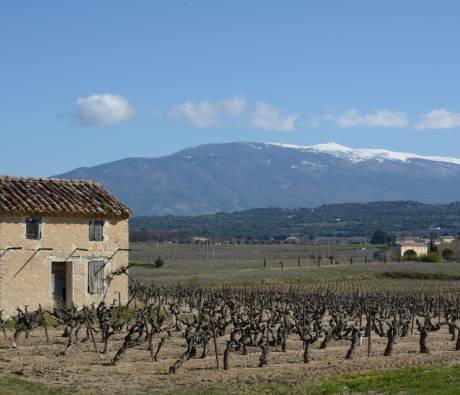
[55,142,460,216]
[130,201,460,240]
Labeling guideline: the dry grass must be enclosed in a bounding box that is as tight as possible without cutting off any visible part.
[1,323,460,394]
[129,242,460,292]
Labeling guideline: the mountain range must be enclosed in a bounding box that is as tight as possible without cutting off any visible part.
[55,142,460,216]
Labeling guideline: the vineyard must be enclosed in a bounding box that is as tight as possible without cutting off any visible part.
[2,280,460,393]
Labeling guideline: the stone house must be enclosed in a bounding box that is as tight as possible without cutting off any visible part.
[0,176,131,317]
[399,242,428,257]
[436,236,456,245]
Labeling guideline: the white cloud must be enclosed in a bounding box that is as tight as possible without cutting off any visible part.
[169,95,246,128]
[76,94,134,126]
[251,101,299,131]
[308,114,336,127]
[415,108,460,130]
[219,95,247,116]
[169,100,219,128]
[336,109,409,128]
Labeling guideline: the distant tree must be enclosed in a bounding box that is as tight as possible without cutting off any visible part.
[370,230,396,245]
[429,234,438,253]
[154,256,165,268]
[441,248,455,261]
[419,252,442,263]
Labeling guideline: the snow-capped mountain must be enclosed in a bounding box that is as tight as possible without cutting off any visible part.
[54,142,460,216]
[270,142,460,165]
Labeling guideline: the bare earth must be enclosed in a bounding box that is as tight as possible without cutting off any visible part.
[3,244,460,393]
[1,324,460,394]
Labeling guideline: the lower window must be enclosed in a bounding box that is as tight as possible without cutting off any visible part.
[88,260,105,295]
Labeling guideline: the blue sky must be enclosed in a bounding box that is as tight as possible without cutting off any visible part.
[2,1,460,176]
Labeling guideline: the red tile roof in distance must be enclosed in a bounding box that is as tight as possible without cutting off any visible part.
[0,176,131,219]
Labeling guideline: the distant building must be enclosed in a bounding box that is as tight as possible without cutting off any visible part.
[399,242,428,257]
[437,236,456,245]
[192,236,209,243]
[428,227,442,232]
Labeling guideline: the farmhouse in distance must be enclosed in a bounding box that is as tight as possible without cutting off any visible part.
[0,176,131,317]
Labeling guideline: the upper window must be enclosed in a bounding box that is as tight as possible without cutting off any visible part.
[89,220,105,241]
[26,217,42,240]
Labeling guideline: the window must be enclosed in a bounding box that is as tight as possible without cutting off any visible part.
[89,220,104,241]
[26,217,42,240]
[88,260,105,294]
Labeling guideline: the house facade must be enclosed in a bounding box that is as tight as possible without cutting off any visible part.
[0,177,131,317]
[399,243,428,257]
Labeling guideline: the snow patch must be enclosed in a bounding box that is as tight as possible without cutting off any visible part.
[244,142,263,150]
[301,160,324,168]
[268,142,460,166]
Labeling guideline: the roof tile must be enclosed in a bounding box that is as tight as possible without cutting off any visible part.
[0,176,131,219]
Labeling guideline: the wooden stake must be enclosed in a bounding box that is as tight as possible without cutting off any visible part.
[38,304,49,345]
[211,319,220,370]
[144,318,155,363]
[84,308,100,356]
[410,306,415,336]
[367,311,372,357]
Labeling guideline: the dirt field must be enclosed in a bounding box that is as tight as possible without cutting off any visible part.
[1,320,460,394]
[1,243,460,394]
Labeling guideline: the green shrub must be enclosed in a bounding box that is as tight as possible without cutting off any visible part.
[418,251,442,263]
[154,256,165,268]
[441,248,455,261]
[403,249,417,260]
[370,230,396,245]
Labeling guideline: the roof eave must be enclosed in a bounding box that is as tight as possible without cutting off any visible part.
[0,210,131,220]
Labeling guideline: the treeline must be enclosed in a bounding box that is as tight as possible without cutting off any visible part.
[130,200,460,242]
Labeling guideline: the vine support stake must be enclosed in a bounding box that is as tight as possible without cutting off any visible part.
[211,319,220,370]
[38,304,49,345]
[84,308,100,357]
[367,311,372,358]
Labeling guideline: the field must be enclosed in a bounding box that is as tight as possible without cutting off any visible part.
[2,242,460,394]
[1,323,460,394]
[129,242,460,291]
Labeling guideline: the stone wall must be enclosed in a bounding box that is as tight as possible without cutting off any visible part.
[0,216,129,317]
[399,244,428,257]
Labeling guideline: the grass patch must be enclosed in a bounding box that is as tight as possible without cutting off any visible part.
[175,364,460,395]
[0,375,77,394]
[377,271,460,281]
[319,364,460,394]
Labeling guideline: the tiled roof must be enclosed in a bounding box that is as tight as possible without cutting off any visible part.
[0,176,131,219]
